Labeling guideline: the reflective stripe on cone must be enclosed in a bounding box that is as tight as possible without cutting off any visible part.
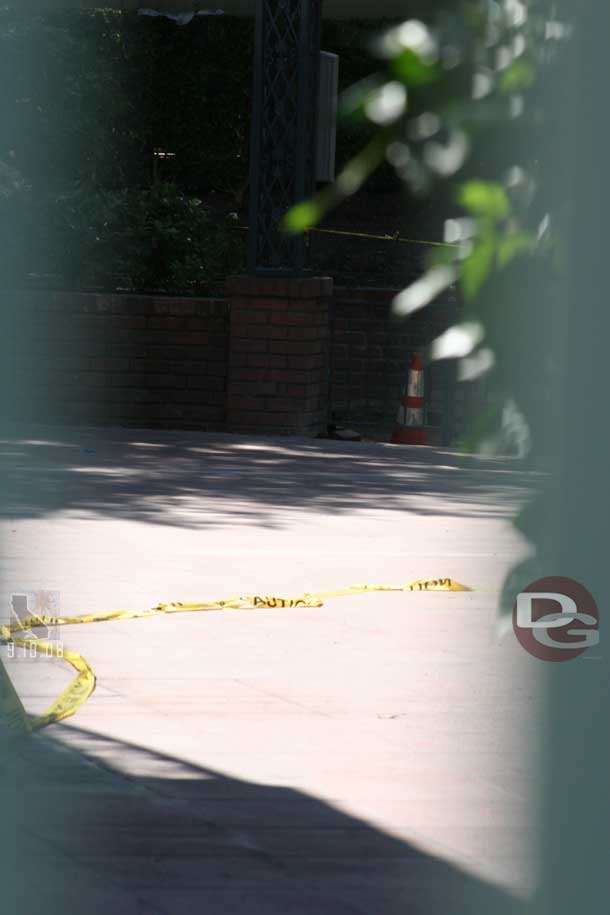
[391,352,429,445]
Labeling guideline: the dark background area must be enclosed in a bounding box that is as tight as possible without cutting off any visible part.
[0,10,446,293]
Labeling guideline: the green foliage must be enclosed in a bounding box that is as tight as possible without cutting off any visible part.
[458,181,511,220]
[289,0,568,465]
[499,58,537,93]
[455,181,534,299]
[0,10,255,198]
[496,231,533,268]
[391,48,440,86]
[460,235,496,300]
[0,9,393,292]
[0,10,389,200]
[0,181,244,294]
[284,201,323,235]
[67,182,245,294]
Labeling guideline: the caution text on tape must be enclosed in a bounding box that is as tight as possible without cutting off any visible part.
[0,577,471,733]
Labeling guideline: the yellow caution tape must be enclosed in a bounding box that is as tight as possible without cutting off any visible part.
[311,226,460,249]
[0,624,95,733]
[28,641,95,732]
[232,222,460,249]
[306,578,471,599]
[0,577,471,733]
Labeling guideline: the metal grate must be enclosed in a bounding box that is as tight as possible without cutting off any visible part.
[248,0,321,275]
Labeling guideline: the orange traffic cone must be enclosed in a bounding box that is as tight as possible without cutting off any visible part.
[391,352,429,445]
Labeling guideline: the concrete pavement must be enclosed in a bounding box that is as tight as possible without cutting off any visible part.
[0,426,542,914]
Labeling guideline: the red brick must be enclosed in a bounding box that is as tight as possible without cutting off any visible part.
[303,410,327,426]
[269,325,291,340]
[257,381,278,396]
[264,415,295,426]
[231,296,287,311]
[170,360,208,375]
[230,380,277,397]
[268,355,290,368]
[104,315,147,330]
[148,316,187,330]
[231,338,268,354]
[304,395,324,411]
[166,389,212,404]
[186,317,212,330]
[269,341,322,356]
[268,369,311,384]
[287,326,321,341]
[265,397,304,412]
[246,353,272,368]
[130,358,173,373]
[226,275,332,299]
[342,331,367,346]
[231,296,321,312]
[230,367,268,382]
[226,395,266,411]
[269,354,320,371]
[145,374,187,389]
[231,308,269,325]
[80,295,112,314]
[110,296,150,316]
[225,295,251,310]
[152,298,196,316]
[228,410,293,428]
[269,310,317,326]
[168,332,210,345]
[284,384,307,397]
[188,376,225,391]
[203,390,227,406]
[228,352,249,367]
[232,324,282,340]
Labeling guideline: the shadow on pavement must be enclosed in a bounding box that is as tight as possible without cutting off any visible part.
[0,723,524,915]
[0,424,535,529]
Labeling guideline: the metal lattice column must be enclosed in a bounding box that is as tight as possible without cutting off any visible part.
[247,0,321,276]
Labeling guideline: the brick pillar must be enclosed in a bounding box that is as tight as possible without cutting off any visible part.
[226,275,333,435]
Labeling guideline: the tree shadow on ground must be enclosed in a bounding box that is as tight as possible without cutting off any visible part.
[0,423,535,530]
[1,723,526,915]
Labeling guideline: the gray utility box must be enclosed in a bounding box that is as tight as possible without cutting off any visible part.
[316,51,339,183]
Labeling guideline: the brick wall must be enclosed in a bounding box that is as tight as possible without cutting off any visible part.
[226,276,331,435]
[0,285,468,439]
[0,291,229,429]
[330,287,459,436]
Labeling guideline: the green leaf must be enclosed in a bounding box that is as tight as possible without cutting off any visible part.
[499,59,536,94]
[391,49,440,86]
[282,200,321,234]
[458,181,511,220]
[459,403,502,454]
[497,231,533,268]
[461,235,496,300]
[425,245,457,270]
